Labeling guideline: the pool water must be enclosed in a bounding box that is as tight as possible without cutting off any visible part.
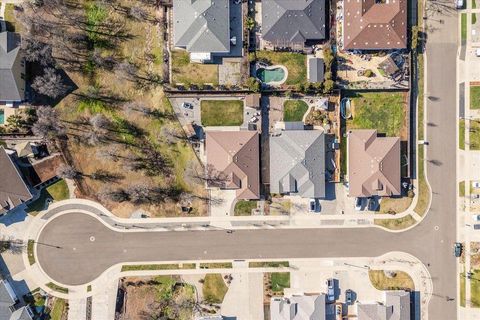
[0,110,4,125]
[256,67,286,83]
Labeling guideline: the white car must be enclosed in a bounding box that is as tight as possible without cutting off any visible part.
[181,102,193,109]
[475,48,480,57]
[473,215,480,221]
[472,181,480,189]
[456,0,464,9]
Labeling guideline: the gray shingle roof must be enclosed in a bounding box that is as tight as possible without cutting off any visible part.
[270,294,326,320]
[262,0,326,47]
[0,32,24,102]
[357,291,410,320]
[0,148,32,215]
[173,0,230,53]
[308,58,324,83]
[270,128,325,198]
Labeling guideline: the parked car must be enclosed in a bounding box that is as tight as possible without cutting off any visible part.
[355,197,363,211]
[309,198,316,212]
[472,181,480,189]
[456,0,464,9]
[181,102,193,109]
[473,215,480,221]
[326,278,335,301]
[367,197,378,211]
[345,289,353,305]
[476,49,480,57]
[454,242,463,257]
[474,224,480,230]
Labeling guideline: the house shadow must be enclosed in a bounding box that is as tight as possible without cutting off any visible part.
[411,291,421,320]
[0,205,29,227]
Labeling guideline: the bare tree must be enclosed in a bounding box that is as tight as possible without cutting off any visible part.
[129,6,148,20]
[20,37,54,66]
[56,163,79,179]
[122,101,150,116]
[126,183,151,204]
[90,169,123,183]
[32,106,65,140]
[190,164,228,188]
[96,146,121,162]
[115,61,138,81]
[0,236,25,255]
[89,113,111,132]
[91,48,116,70]
[98,187,129,203]
[32,67,68,99]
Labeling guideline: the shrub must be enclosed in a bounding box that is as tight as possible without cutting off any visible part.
[364,69,374,78]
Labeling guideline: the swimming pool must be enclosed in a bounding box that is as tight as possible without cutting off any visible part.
[256,66,287,84]
[0,110,4,125]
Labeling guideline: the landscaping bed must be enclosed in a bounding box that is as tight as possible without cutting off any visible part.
[368,270,414,291]
[374,214,416,230]
[171,49,219,85]
[254,51,307,86]
[202,274,228,304]
[470,120,480,150]
[121,263,196,271]
[49,298,67,320]
[201,100,244,126]
[283,100,309,121]
[471,86,480,109]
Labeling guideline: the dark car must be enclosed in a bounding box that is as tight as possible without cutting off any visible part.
[454,242,463,257]
[367,197,378,211]
[345,289,353,305]
[326,279,335,301]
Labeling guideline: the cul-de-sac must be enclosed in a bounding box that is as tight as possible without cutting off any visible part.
[0,0,478,319]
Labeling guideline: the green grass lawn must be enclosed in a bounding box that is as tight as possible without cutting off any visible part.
[471,86,480,109]
[270,272,290,292]
[346,92,405,137]
[49,298,67,320]
[199,262,233,269]
[462,14,467,41]
[255,51,307,86]
[202,274,228,303]
[369,270,415,290]
[234,200,258,216]
[471,120,480,150]
[27,180,69,215]
[460,181,466,197]
[460,119,466,150]
[46,282,69,294]
[283,100,309,121]
[171,50,218,85]
[201,100,244,126]
[461,273,466,307]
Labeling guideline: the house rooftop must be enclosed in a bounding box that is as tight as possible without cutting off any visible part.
[357,291,410,320]
[262,0,326,47]
[348,129,401,197]
[206,131,260,199]
[0,148,32,215]
[270,294,326,320]
[0,31,24,102]
[173,0,230,54]
[270,128,326,198]
[342,0,407,50]
[308,58,324,83]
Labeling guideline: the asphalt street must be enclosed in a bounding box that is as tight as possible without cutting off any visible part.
[36,4,459,320]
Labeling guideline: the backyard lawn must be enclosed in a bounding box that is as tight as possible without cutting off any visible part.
[471,120,480,150]
[202,274,228,303]
[368,270,415,291]
[270,272,290,292]
[234,200,258,216]
[346,92,406,138]
[471,269,480,307]
[26,179,69,214]
[283,100,309,121]
[201,100,244,126]
[255,51,307,86]
[171,50,219,85]
[472,86,480,109]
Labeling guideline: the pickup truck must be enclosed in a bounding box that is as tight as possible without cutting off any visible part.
[326,278,335,301]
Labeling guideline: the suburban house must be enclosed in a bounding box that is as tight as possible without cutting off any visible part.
[0,279,34,320]
[357,290,411,320]
[342,0,407,50]
[347,129,401,198]
[308,57,325,83]
[205,131,260,199]
[0,147,32,216]
[261,0,327,50]
[270,294,326,319]
[0,31,25,126]
[270,127,326,198]
[172,0,242,63]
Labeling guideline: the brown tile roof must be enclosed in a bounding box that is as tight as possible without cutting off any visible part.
[343,0,407,50]
[206,131,260,199]
[0,148,32,214]
[348,130,401,197]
